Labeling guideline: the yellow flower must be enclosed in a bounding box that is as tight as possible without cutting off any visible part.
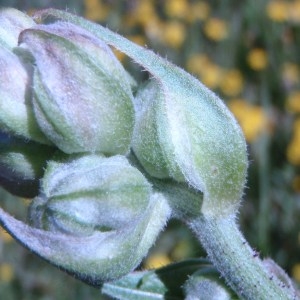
[247,48,268,71]
[186,53,210,76]
[292,263,300,282]
[162,21,186,48]
[130,0,157,27]
[164,0,190,19]
[144,253,172,269]
[171,240,192,261]
[228,99,268,142]
[288,0,300,23]
[287,118,300,165]
[128,35,147,46]
[282,63,299,87]
[292,176,300,192]
[203,18,228,41]
[220,69,244,97]
[112,49,126,63]
[266,0,289,22]
[200,62,224,89]
[286,91,300,113]
[187,1,211,22]
[84,0,110,22]
[0,263,14,283]
[0,228,13,243]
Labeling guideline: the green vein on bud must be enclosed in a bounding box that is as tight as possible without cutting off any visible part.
[36,9,248,216]
[0,154,171,284]
[18,22,135,155]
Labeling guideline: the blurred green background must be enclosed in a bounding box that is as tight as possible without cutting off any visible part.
[0,0,300,299]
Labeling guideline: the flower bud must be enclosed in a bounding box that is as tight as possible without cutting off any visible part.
[0,132,55,197]
[0,44,50,143]
[0,7,35,48]
[132,79,247,217]
[0,154,170,284]
[18,22,135,154]
[29,154,151,236]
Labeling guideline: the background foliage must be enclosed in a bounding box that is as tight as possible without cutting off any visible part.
[0,0,299,299]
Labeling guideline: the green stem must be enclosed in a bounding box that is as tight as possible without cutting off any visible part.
[189,215,294,300]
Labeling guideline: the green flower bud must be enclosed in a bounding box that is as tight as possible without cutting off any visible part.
[0,44,49,143]
[18,22,135,154]
[29,154,151,236]
[132,79,247,217]
[0,154,170,284]
[0,132,55,197]
[0,7,35,48]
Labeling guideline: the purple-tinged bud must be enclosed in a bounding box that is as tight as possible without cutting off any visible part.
[0,44,50,143]
[18,22,135,155]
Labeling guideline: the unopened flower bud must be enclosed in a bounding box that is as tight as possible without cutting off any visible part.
[0,43,49,143]
[18,22,135,154]
[0,7,35,48]
[0,154,170,284]
[132,79,248,217]
[0,132,55,197]
[29,154,152,236]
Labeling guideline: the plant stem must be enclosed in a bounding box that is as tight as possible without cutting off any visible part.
[189,215,294,300]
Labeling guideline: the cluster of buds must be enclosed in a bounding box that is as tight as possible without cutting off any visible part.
[0,8,248,286]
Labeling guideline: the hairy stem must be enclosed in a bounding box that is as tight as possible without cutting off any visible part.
[189,215,295,300]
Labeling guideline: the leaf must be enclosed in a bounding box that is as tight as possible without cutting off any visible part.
[101,258,214,300]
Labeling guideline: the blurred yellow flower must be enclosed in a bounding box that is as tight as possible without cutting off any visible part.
[188,1,211,22]
[128,35,147,46]
[266,0,289,22]
[228,99,268,142]
[220,69,244,97]
[171,240,192,261]
[164,0,190,19]
[292,263,300,282]
[0,228,13,243]
[84,0,110,22]
[0,263,14,283]
[112,49,126,63]
[287,118,300,165]
[144,253,172,269]
[247,48,268,71]
[162,21,186,48]
[282,63,299,87]
[292,176,300,192]
[203,18,228,41]
[286,91,300,113]
[200,63,224,89]
[133,0,157,27]
[288,0,300,23]
[186,53,210,76]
